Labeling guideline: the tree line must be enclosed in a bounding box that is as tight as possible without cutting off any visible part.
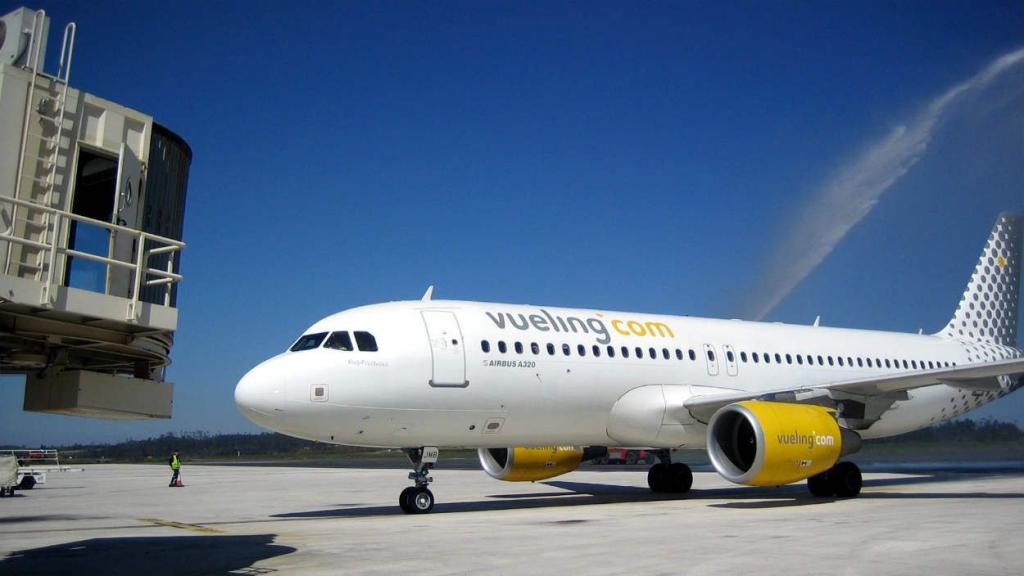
[2,419,1021,460]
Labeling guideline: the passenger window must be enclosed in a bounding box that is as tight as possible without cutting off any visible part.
[649,347,657,360]
[763,353,770,364]
[752,352,760,363]
[662,348,670,360]
[547,343,556,355]
[785,353,792,364]
[707,350,715,362]
[514,342,523,354]
[562,343,571,356]
[498,341,507,354]
[325,331,354,351]
[911,360,917,369]
[290,332,328,352]
[689,349,696,361]
[817,355,824,365]
[837,357,844,367]
[531,342,540,355]
[481,340,490,353]
[675,349,683,360]
[354,331,378,352]
[866,358,872,367]
[857,358,863,367]
[593,345,601,357]
[607,345,616,358]
[827,356,834,366]
[740,351,748,363]
[884,359,891,368]
[902,359,909,369]
[727,350,735,362]
[636,347,644,359]
[796,354,803,365]
[774,353,782,364]
[622,346,630,359]
[578,344,586,357]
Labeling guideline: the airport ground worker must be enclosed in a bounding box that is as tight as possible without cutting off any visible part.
[168,450,182,487]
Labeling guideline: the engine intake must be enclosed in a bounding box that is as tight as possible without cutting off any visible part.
[707,401,861,486]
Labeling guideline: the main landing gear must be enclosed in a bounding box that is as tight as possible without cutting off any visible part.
[400,447,438,514]
[646,450,693,494]
[807,461,862,498]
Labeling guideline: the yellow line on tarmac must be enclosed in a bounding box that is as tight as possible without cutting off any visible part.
[138,518,224,534]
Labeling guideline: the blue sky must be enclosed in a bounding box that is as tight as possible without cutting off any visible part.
[1,1,1022,445]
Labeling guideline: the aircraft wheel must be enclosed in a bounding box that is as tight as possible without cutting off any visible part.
[667,462,693,493]
[399,486,417,513]
[807,471,833,497]
[830,462,862,498]
[410,488,435,513]
[647,463,668,492]
[19,476,35,490]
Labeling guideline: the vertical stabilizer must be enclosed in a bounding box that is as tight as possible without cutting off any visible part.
[939,213,1022,345]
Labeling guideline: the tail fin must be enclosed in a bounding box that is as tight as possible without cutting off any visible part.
[939,212,1022,345]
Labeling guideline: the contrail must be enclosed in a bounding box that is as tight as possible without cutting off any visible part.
[748,47,1024,321]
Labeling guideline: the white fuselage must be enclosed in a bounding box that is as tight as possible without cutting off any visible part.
[234,300,1021,450]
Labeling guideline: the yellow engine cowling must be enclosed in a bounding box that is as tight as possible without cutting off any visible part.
[706,401,861,486]
[478,446,585,481]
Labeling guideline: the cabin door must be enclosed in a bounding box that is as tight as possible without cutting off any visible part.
[421,310,468,387]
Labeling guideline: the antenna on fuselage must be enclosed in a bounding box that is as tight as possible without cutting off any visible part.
[813,315,821,327]
[421,285,434,302]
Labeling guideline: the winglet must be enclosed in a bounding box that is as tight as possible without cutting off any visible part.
[421,285,434,302]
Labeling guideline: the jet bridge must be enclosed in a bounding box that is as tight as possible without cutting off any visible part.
[0,7,190,419]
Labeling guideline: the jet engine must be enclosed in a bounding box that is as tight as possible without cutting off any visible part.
[706,401,861,486]
[479,446,603,482]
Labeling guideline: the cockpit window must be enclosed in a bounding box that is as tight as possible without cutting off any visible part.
[354,331,378,352]
[290,332,328,352]
[324,331,354,351]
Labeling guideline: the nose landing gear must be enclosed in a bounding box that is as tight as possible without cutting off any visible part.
[400,447,438,514]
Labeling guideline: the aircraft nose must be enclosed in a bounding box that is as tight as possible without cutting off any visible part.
[234,362,279,424]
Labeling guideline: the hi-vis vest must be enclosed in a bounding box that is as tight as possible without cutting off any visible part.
[171,455,181,470]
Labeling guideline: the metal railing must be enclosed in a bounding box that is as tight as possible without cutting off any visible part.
[0,194,185,321]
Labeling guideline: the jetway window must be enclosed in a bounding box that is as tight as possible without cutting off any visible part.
[290,332,327,352]
[325,331,354,351]
[66,149,118,293]
[354,331,378,352]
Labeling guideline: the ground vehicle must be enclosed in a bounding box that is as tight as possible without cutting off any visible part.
[0,455,17,496]
[595,449,656,465]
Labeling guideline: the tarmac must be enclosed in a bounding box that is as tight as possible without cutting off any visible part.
[1,463,1023,575]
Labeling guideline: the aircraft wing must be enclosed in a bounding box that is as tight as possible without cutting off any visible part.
[683,356,1024,423]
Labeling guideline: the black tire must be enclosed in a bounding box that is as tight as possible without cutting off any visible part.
[625,454,637,465]
[807,471,833,497]
[410,488,434,513]
[667,463,693,494]
[647,463,668,492]
[830,462,862,498]
[19,476,36,490]
[399,487,417,513]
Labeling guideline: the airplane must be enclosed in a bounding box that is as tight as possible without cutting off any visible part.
[235,213,1024,514]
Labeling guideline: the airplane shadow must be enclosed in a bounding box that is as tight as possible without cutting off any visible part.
[0,534,295,576]
[273,472,1024,518]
